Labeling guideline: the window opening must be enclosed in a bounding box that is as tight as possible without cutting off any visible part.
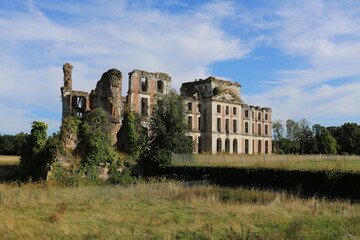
[157,80,164,93]
[225,138,230,153]
[141,98,148,116]
[141,77,148,92]
[233,139,238,153]
[217,138,222,152]
[245,139,249,154]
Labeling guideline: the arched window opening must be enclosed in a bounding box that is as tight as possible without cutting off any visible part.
[225,138,230,153]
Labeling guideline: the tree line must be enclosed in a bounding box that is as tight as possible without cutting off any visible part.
[0,133,28,155]
[273,119,360,155]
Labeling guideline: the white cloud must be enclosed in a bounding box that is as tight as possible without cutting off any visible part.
[0,0,248,134]
[244,0,360,125]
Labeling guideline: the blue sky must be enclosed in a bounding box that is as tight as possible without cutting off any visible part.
[1,0,360,134]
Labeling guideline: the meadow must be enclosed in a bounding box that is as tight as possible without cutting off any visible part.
[0,181,360,240]
[172,154,360,172]
[0,155,20,166]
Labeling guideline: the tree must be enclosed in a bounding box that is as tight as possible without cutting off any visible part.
[20,121,48,178]
[285,119,300,153]
[312,124,338,154]
[332,123,360,155]
[121,111,147,161]
[298,118,316,154]
[272,119,284,153]
[146,91,193,166]
[80,108,117,166]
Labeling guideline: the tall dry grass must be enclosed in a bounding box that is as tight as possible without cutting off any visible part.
[173,154,360,172]
[0,181,359,239]
[0,155,20,166]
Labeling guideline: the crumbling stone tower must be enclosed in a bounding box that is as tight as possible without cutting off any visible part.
[60,63,123,145]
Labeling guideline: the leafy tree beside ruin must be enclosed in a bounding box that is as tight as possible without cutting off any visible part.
[145,91,193,166]
[20,121,48,178]
[80,108,117,166]
[120,110,147,161]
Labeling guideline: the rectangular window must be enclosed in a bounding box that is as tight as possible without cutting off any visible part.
[198,117,201,131]
[233,119,237,133]
[265,113,268,120]
[265,140,269,154]
[265,124,268,135]
[225,106,229,115]
[245,122,249,133]
[198,137,202,153]
[141,98,148,117]
[244,110,248,118]
[157,80,164,93]
[258,113,261,121]
[217,105,221,113]
[225,119,229,134]
[187,102,192,111]
[258,140,262,153]
[258,123,262,135]
[198,103,201,113]
[245,139,249,154]
[233,107,237,115]
[217,118,221,132]
[141,77,148,92]
[188,116,193,129]
[252,123,254,134]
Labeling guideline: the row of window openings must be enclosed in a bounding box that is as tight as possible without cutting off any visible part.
[241,122,269,135]
[244,110,269,121]
[215,139,269,154]
[188,116,202,130]
[140,77,164,93]
[217,105,237,115]
[216,106,269,121]
[243,139,269,154]
[216,119,269,135]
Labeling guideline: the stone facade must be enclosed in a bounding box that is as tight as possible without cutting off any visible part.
[181,77,272,154]
[61,63,272,154]
[60,64,171,146]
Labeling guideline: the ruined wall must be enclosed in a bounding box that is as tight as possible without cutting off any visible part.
[90,69,122,144]
[127,70,171,123]
[61,64,123,146]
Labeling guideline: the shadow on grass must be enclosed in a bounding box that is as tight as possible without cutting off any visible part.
[0,165,21,182]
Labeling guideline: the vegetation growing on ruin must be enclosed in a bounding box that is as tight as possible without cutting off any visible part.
[144,91,193,167]
[80,108,117,166]
[121,110,147,162]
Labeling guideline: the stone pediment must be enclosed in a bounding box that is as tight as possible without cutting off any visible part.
[213,90,243,103]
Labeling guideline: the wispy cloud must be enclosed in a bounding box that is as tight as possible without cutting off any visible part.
[0,0,248,134]
[245,0,360,125]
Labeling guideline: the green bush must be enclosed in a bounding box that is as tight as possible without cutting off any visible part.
[158,166,360,200]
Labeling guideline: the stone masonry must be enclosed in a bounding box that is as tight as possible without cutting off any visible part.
[61,63,272,154]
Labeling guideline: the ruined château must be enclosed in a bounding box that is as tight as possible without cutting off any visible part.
[61,63,272,154]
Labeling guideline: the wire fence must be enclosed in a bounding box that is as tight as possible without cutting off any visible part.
[171,154,360,172]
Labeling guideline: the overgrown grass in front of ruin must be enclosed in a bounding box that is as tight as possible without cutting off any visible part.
[0,181,359,239]
[172,154,360,172]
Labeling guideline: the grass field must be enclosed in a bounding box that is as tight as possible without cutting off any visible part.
[173,154,360,172]
[0,156,20,166]
[0,181,359,240]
